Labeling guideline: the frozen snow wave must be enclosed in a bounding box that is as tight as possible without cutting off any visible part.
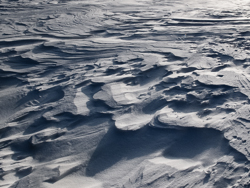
[2,0,250,187]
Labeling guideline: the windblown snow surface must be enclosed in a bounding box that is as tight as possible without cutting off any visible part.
[2,0,250,187]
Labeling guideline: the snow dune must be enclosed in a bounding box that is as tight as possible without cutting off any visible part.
[1,0,250,187]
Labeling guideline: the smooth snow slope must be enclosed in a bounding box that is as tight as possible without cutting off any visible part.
[1,0,250,187]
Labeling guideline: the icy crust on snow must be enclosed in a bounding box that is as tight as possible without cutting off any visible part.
[2,0,250,187]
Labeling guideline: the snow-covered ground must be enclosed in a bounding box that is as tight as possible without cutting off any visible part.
[1,0,250,187]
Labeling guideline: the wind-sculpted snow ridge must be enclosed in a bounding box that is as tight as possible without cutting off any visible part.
[2,0,250,187]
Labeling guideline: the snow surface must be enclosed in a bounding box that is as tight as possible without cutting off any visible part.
[1,0,250,187]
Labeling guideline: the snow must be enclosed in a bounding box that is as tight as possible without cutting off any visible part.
[1,0,250,187]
